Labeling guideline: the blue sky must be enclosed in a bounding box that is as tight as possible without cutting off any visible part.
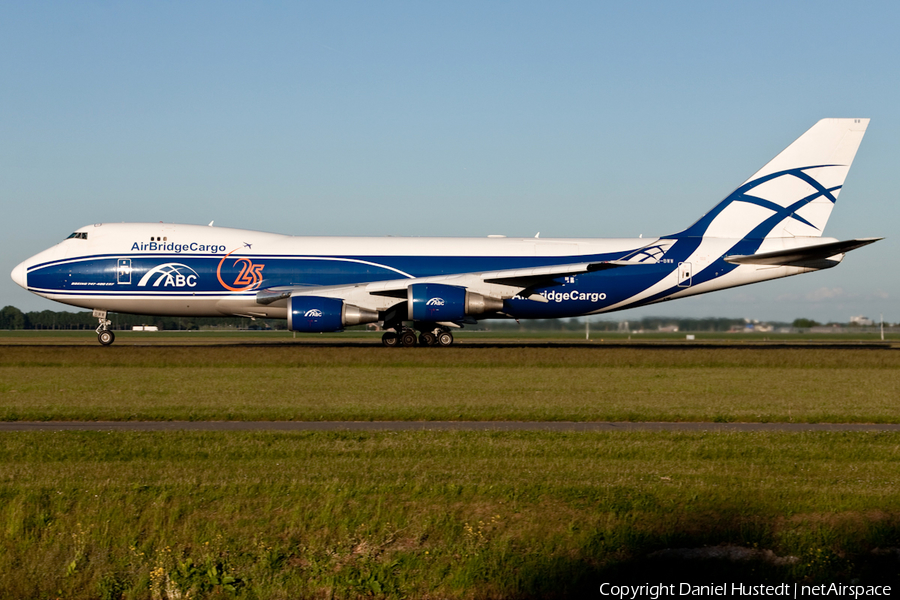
[2,1,897,322]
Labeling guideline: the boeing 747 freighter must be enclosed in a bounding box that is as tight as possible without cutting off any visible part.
[11,119,880,346]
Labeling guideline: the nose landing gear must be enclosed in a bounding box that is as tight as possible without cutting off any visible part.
[94,309,115,346]
[97,329,115,346]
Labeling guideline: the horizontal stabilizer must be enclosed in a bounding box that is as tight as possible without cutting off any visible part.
[724,238,881,266]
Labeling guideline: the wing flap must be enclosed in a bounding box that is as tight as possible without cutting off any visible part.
[365,262,611,296]
[482,262,614,286]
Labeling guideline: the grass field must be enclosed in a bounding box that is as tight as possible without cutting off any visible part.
[2,338,899,598]
[1,328,898,345]
[2,430,899,599]
[1,344,898,422]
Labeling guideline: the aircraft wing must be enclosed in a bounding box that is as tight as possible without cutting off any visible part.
[364,261,621,299]
[257,260,624,307]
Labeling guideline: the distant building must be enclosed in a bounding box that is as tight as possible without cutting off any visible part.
[850,315,874,326]
[731,318,773,333]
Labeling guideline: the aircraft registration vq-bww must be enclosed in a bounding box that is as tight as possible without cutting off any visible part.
[11,118,882,346]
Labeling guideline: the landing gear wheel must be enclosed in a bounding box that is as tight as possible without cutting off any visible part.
[437,331,454,347]
[399,330,418,347]
[98,330,115,346]
[382,332,399,347]
[419,332,436,346]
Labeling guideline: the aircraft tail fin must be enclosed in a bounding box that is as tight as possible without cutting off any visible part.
[677,118,869,239]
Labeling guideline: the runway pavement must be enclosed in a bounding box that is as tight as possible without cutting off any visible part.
[1,421,899,432]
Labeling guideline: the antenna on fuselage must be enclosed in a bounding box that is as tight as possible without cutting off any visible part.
[208,221,215,227]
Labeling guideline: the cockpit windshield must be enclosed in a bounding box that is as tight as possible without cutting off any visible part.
[66,232,88,240]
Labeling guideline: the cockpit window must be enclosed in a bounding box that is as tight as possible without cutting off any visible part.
[66,232,88,240]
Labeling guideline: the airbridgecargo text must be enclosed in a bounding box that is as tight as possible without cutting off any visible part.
[599,582,891,599]
[511,290,607,303]
[542,290,606,303]
[130,242,226,254]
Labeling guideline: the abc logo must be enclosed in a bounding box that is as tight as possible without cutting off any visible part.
[137,263,199,288]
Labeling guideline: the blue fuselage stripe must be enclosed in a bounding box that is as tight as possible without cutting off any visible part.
[26,249,685,318]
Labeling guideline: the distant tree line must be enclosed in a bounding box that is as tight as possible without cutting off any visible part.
[0,306,284,331]
[792,318,820,328]
[1,305,883,332]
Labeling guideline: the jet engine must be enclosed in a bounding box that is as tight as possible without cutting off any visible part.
[407,283,503,321]
[288,296,379,332]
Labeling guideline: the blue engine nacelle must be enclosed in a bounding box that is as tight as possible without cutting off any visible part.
[407,283,503,321]
[288,296,379,332]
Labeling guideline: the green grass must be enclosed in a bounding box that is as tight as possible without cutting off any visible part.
[3,342,898,596]
[1,430,899,598]
[1,328,897,345]
[1,346,898,422]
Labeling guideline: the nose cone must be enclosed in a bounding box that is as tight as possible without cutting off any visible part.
[11,261,27,289]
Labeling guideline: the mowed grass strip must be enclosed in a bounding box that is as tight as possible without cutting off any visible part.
[1,430,899,598]
[1,346,899,422]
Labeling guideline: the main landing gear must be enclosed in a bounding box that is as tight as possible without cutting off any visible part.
[94,309,115,346]
[381,326,454,348]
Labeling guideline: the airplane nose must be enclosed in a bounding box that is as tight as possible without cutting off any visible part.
[11,261,27,289]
